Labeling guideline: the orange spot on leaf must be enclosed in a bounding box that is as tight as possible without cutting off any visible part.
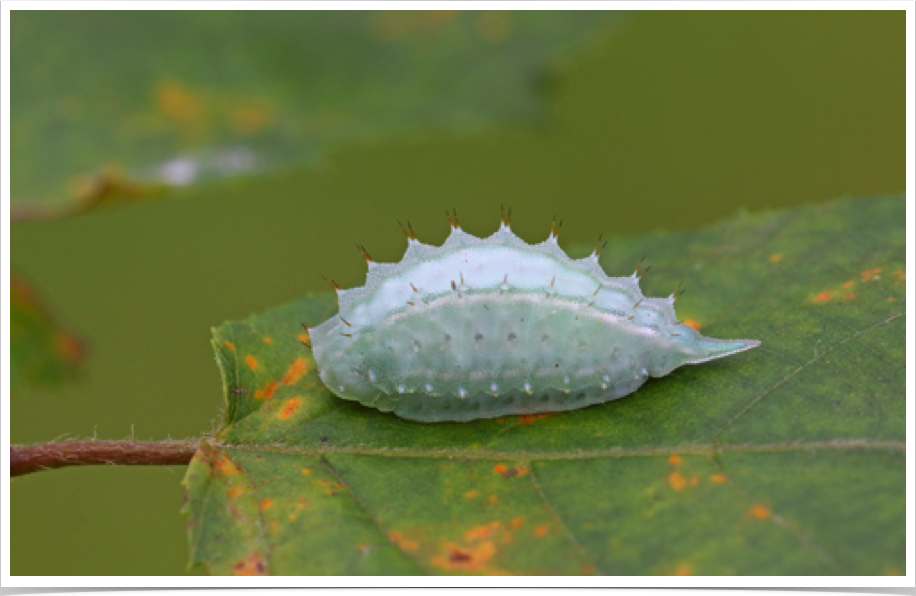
[279,396,302,419]
[226,486,245,499]
[262,337,273,344]
[262,380,279,399]
[842,280,855,288]
[510,516,524,530]
[844,293,856,300]
[254,389,264,399]
[260,498,273,511]
[668,455,682,465]
[893,270,905,280]
[432,541,497,573]
[668,471,688,491]
[224,341,236,352]
[488,495,499,504]
[768,253,784,263]
[518,413,551,424]
[749,504,771,519]
[711,473,726,483]
[282,357,309,386]
[246,355,258,370]
[213,452,241,476]
[301,468,312,475]
[298,332,311,344]
[581,564,596,575]
[860,268,882,281]
[464,525,492,540]
[493,463,508,475]
[493,463,527,478]
[288,513,297,521]
[534,524,549,538]
[388,530,419,551]
[813,291,833,303]
[673,563,693,576]
[682,319,702,330]
[464,490,480,499]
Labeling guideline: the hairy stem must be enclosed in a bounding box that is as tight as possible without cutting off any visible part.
[10,440,201,477]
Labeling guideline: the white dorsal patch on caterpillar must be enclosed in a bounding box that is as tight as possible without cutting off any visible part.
[310,213,759,422]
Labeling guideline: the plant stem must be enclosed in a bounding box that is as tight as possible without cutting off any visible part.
[10,440,201,477]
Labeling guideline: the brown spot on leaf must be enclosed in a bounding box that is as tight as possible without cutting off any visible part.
[246,355,258,370]
[301,468,312,475]
[749,504,771,519]
[280,396,302,419]
[262,337,273,344]
[225,486,245,499]
[493,463,528,478]
[260,498,273,511]
[812,291,833,303]
[510,516,524,530]
[534,524,549,538]
[432,541,497,573]
[668,455,682,465]
[233,552,267,576]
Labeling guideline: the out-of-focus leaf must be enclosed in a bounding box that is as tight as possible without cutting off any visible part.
[183,196,904,575]
[10,270,88,391]
[11,11,619,209]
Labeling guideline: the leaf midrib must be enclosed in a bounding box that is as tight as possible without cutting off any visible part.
[216,438,905,461]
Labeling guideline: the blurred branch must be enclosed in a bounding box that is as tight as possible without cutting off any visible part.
[10,171,166,223]
[10,439,200,477]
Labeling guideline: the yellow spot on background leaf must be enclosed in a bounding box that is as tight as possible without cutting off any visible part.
[464,490,480,499]
[768,253,784,263]
[262,337,273,344]
[710,473,726,483]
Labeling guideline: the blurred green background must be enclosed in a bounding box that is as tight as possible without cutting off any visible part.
[10,10,904,575]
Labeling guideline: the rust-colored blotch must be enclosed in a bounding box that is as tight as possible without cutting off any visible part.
[260,498,273,511]
[262,380,280,399]
[710,473,726,483]
[749,504,771,519]
[668,471,688,491]
[518,413,551,425]
[534,524,549,538]
[246,355,258,370]
[673,563,693,576]
[282,357,309,386]
[233,552,267,576]
[812,291,833,303]
[668,455,682,465]
[768,253,784,263]
[860,268,882,281]
[280,397,302,419]
[682,319,702,330]
[224,341,236,352]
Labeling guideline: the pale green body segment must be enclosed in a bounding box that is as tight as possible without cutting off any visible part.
[311,223,759,422]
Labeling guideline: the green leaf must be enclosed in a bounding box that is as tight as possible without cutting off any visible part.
[10,269,88,392]
[11,11,618,209]
[184,196,905,575]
